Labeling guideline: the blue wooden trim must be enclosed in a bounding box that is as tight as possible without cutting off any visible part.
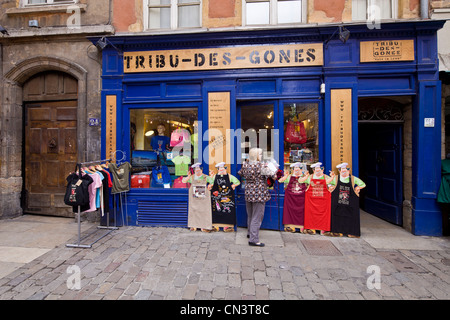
[94,20,445,233]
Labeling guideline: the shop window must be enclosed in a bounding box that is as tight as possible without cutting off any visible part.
[283,102,319,170]
[144,0,201,30]
[243,0,306,26]
[130,108,198,189]
[352,0,398,21]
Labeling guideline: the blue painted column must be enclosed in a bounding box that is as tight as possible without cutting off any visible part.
[411,24,444,236]
[411,80,443,236]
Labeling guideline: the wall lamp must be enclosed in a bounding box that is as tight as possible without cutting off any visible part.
[324,26,350,48]
[95,36,121,53]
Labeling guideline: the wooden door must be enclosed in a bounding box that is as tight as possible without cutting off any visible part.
[23,71,78,217]
[359,123,403,225]
[24,101,78,216]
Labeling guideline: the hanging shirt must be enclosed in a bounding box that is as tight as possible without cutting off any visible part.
[83,173,103,213]
[95,171,105,208]
[151,135,170,152]
[172,155,191,176]
[108,162,132,194]
[191,133,198,159]
[101,169,113,188]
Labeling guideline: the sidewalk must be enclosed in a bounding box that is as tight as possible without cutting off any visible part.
[0,211,449,300]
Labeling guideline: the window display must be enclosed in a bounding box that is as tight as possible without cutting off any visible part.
[130,108,198,189]
[283,102,319,172]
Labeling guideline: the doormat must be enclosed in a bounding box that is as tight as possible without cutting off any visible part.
[378,251,426,273]
[300,240,342,256]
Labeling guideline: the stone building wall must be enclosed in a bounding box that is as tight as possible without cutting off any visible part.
[0,0,113,219]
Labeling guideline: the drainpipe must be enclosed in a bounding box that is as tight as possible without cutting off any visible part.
[421,0,429,19]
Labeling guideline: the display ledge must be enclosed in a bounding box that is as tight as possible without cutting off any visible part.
[7,3,87,15]
[127,188,189,194]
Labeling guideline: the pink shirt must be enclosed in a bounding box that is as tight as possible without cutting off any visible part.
[82,173,102,213]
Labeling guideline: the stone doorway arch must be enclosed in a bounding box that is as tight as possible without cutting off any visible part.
[0,56,88,218]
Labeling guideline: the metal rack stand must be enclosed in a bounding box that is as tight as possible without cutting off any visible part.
[66,157,120,249]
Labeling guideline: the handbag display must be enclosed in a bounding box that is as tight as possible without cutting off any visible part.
[151,165,171,188]
[170,128,190,147]
[64,164,93,207]
[172,176,190,188]
[285,120,307,144]
[131,174,150,188]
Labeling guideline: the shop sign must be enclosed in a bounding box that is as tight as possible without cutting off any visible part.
[208,92,231,173]
[123,43,323,73]
[360,40,414,62]
[331,89,352,172]
[106,95,117,160]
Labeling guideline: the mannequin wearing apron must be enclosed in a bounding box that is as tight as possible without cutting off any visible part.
[300,162,332,235]
[208,162,240,232]
[279,162,307,233]
[183,163,212,232]
[329,162,366,237]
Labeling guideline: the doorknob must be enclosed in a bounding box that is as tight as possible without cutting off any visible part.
[48,138,57,149]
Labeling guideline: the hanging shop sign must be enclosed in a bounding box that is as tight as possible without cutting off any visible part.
[331,89,352,171]
[360,39,414,62]
[106,95,117,160]
[123,43,323,73]
[208,92,231,173]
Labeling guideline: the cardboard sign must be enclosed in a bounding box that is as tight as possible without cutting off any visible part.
[124,43,324,73]
[106,95,117,160]
[208,92,231,173]
[331,89,352,172]
[360,40,414,62]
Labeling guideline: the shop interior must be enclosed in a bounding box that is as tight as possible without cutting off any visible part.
[130,108,198,189]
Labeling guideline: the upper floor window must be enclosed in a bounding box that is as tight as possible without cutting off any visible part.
[243,0,306,26]
[144,0,201,30]
[352,0,398,20]
[24,0,76,5]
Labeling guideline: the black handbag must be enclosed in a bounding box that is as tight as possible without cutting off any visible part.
[64,164,93,207]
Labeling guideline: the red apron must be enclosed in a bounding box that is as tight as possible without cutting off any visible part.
[304,177,331,231]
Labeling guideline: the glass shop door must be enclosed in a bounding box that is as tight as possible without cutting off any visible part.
[235,100,321,231]
[235,101,281,230]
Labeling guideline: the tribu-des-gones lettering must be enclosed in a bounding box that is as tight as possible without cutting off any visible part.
[124,47,317,70]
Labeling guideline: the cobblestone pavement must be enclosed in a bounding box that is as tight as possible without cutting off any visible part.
[0,213,449,301]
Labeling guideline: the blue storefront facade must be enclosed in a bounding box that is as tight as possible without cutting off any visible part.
[95,20,445,236]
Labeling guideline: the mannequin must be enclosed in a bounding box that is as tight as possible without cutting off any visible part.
[207,162,240,232]
[329,162,366,238]
[183,163,212,233]
[150,124,170,152]
[299,162,332,235]
[278,162,307,233]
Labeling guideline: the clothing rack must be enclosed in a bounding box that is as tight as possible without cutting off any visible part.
[66,157,119,249]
